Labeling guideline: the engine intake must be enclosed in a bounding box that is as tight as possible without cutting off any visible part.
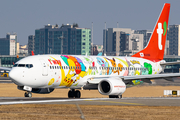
[98,78,126,95]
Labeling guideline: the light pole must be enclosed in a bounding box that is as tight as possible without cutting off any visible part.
[58,32,64,55]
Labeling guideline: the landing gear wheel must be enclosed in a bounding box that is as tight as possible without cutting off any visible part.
[75,90,81,98]
[119,95,122,99]
[24,92,32,97]
[68,90,74,98]
[68,89,81,98]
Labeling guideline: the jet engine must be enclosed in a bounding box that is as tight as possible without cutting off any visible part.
[31,88,54,94]
[18,86,54,94]
[98,78,126,95]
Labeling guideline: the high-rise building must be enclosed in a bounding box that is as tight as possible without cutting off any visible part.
[0,33,17,55]
[134,30,152,48]
[92,45,103,55]
[34,24,91,55]
[28,35,35,55]
[103,28,143,56]
[165,40,169,55]
[167,25,180,56]
[19,45,28,56]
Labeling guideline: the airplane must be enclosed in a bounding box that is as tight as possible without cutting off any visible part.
[9,3,179,98]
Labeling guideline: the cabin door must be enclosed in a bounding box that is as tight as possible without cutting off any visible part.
[39,59,48,76]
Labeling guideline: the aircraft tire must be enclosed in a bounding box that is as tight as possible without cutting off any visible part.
[75,90,81,98]
[24,92,32,97]
[68,90,74,98]
[119,95,122,99]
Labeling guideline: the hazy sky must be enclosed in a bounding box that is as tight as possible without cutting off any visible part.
[0,0,180,45]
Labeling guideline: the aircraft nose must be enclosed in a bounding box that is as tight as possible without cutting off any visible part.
[9,69,23,86]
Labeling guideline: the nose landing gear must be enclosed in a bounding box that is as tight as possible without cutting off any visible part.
[24,91,32,97]
[68,89,81,98]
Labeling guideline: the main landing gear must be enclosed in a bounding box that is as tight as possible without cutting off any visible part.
[24,91,32,97]
[68,89,81,98]
[109,95,122,99]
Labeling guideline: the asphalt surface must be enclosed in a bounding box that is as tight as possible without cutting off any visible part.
[0,77,12,83]
[0,97,180,106]
[0,77,180,106]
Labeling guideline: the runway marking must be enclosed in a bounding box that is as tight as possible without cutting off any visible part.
[89,100,144,105]
[122,97,180,99]
[0,98,109,105]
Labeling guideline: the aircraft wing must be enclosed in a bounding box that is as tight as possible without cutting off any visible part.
[0,67,11,71]
[87,73,180,84]
[123,73,180,82]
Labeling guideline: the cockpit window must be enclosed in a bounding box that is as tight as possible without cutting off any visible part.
[25,64,33,68]
[29,64,33,68]
[13,64,18,67]
[18,64,25,67]
[13,64,33,68]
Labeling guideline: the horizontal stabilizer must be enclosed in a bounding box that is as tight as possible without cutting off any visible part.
[160,61,180,66]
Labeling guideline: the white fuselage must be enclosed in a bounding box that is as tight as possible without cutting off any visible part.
[9,55,164,89]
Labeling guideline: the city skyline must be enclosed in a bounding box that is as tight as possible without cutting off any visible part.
[0,1,180,45]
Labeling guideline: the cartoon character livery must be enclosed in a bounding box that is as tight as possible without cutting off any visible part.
[10,3,180,98]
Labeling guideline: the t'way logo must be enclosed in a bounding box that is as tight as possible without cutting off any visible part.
[157,22,167,50]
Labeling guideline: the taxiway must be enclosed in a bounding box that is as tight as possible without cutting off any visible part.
[0,97,180,106]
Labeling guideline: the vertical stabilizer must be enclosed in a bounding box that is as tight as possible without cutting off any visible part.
[132,3,170,61]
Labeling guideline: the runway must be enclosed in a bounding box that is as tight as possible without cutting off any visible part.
[0,97,180,106]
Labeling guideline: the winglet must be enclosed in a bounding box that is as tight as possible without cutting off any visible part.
[132,3,170,61]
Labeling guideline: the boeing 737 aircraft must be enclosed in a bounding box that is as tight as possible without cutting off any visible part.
[9,3,179,98]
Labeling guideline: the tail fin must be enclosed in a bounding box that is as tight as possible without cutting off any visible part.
[132,3,170,61]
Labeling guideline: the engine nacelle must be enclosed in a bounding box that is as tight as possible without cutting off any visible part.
[31,88,54,94]
[18,86,54,94]
[98,78,126,95]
